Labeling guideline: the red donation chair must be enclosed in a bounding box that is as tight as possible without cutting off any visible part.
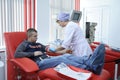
[4,32,111,80]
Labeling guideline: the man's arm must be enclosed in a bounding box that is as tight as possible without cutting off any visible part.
[14,41,44,58]
[14,42,34,58]
[48,45,72,54]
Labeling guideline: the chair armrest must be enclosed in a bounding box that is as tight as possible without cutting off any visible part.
[105,54,118,62]
[11,57,39,73]
[106,49,120,58]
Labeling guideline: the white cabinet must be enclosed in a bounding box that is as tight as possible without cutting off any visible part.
[0,51,6,80]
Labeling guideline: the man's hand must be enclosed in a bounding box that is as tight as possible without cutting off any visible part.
[34,51,43,56]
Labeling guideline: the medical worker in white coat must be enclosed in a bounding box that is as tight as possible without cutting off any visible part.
[55,12,93,57]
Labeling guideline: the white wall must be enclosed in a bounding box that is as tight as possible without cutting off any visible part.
[109,0,120,48]
[37,0,50,45]
[80,0,120,48]
[36,0,120,48]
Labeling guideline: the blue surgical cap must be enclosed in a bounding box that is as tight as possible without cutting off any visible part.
[57,12,70,21]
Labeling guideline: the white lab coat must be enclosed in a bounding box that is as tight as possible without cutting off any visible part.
[61,21,92,57]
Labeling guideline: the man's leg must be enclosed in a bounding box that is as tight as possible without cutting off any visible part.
[85,44,105,74]
[36,43,105,74]
[36,54,86,70]
[63,44,105,75]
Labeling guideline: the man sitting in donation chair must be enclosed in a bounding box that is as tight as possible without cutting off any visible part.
[4,28,111,80]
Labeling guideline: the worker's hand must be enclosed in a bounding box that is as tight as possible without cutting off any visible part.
[34,51,43,56]
[65,49,72,54]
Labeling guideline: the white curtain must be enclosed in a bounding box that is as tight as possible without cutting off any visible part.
[0,0,24,48]
[0,0,36,48]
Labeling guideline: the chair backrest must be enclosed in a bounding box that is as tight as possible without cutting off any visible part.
[4,32,26,59]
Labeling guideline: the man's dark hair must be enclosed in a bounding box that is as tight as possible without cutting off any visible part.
[27,28,37,38]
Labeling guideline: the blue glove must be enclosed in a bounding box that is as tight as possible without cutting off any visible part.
[49,47,56,52]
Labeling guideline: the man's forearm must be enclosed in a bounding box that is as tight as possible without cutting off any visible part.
[14,52,34,58]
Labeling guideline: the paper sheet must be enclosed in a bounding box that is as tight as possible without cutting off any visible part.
[54,63,91,80]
